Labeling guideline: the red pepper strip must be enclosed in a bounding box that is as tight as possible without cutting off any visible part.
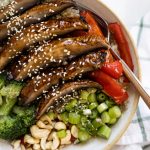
[90,70,128,104]
[101,60,123,79]
[109,23,134,71]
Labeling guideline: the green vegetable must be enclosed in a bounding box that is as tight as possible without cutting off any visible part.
[69,112,81,125]
[0,106,36,140]
[109,118,117,124]
[0,95,3,105]
[80,90,89,103]
[0,81,23,99]
[77,124,86,131]
[57,130,67,139]
[89,109,98,119]
[105,100,115,108]
[88,93,96,103]
[97,125,111,139]
[92,118,103,128]
[0,97,17,116]
[101,112,110,123]
[65,99,77,111]
[0,73,6,89]
[108,106,121,118]
[59,112,69,123]
[47,112,56,120]
[97,93,107,102]
[78,130,91,142]
[89,102,98,110]
[97,103,108,113]
[81,116,88,126]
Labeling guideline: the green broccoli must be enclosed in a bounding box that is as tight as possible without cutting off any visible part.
[0,106,36,140]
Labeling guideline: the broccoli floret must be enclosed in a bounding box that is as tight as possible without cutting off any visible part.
[0,74,6,89]
[0,106,36,140]
[0,97,17,116]
[0,81,24,99]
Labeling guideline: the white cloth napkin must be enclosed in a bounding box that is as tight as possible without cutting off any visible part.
[114,11,150,150]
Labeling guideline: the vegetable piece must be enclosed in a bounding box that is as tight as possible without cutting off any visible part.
[105,100,115,108]
[109,23,134,71]
[81,116,88,126]
[0,74,6,89]
[87,88,97,93]
[57,130,67,139]
[97,93,107,102]
[68,113,81,125]
[88,93,97,103]
[101,112,110,123]
[97,125,111,139]
[101,61,123,79]
[109,118,117,124]
[80,10,105,38]
[92,118,103,128]
[65,99,77,111]
[89,109,98,119]
[47,112,56,120]
[83,109,92,116]
[78,130,91,142]
[0,97,17,116]
[108,106,122,118]
[0,95,3,106]
[59,112,69,123]
[90,70,128,104]
[0,81,23,99]
[97,103,108,114]
[89,102,98,110]
[0,106,35,140]
[80,90,89,101]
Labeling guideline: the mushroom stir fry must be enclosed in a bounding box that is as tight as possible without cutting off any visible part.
[0,0,134,150]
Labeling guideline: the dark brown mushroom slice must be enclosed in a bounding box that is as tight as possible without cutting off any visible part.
[0,0,40,23]
[0,18,88,70]
[0,0,75,40]
[36,80,102,119]
[14,35,108,80]
[19,50,107,105]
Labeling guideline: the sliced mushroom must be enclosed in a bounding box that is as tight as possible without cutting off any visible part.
[19,50,107,105]
[0,18,88,70]
[37,80,102,119]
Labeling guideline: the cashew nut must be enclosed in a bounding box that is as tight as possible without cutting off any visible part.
[37,120,53,130]
[24,134,40,144]
[11,140,21,150]
[30,125,50,139]
[45,141,52,149]
[48,132,60,150]
[71,125,79,138]
[20,144,26,150]
[54,122,66,130]
[40,115,52,124]
[40,138,47,150]
[33,143,41,150]
[61,130,71,145]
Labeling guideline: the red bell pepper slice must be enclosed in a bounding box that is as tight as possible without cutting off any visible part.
[101,60,123,79]
[90,70,128,104]
[109,23,134,71]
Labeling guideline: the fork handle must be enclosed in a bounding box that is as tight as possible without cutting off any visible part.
[120,59,150,108]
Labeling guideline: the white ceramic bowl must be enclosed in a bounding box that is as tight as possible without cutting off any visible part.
[0,0,140,150]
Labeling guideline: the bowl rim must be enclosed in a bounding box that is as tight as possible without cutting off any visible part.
[94,0,141,149]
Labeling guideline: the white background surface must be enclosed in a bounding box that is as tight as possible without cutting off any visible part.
[100,0,150,29]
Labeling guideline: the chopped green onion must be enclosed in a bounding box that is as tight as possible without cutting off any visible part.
[80,90,89,101]
[109,118,117,124]
[97,125,111,139]
[47,112,56,120]
[59,112,69,123]
[108,106,121,118]
[0,95,2,105]
[92,118,103,128]
[105,100,115,108]
[101,112,110,123]
[97,103,108,113]
[69,112,81,125]
[89,102,98,110]
[97,93,107,102]
[78,130,91,142]
[87,88,97,93]
[81,116,88,126]
[89,109,98,119]
[83,109,92,116]
[88,93,97,103]
[57,130,67,139]
[77,124,86,131]
[65,99,77,111]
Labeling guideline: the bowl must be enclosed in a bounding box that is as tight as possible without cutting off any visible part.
[0,0,140,150]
